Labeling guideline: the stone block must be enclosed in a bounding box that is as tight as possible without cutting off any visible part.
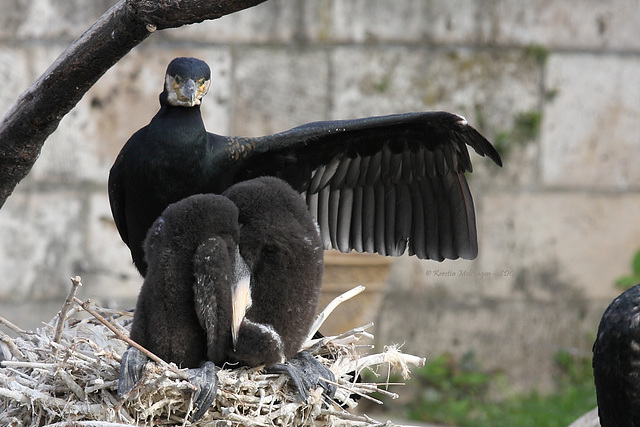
[304,0,481,45]
[80,192,141,303]
[541,53,640,190]
[231,47,329,136]
[0,0,115,41]
[330,47,541,122]
[160,0,299,44]
[478,192,640,301]
[0,190,85,301]
[492,0,640,50]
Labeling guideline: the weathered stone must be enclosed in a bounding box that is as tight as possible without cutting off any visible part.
[492,0,640,50]
[541,53,640,189]
[0,0,116,41]
[232,47,329,135]
[81,192,141,302]
[303,0,482,45]
[479,192,640,301]
[0,190,85,301]
[159,0,299,44]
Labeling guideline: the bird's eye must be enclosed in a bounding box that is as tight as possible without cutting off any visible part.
[198,78,206,86]
[175,75,183,84]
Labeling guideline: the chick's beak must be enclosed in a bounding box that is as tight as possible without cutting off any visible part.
[231,249,252,349]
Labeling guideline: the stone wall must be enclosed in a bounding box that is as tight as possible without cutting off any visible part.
[1,0,640,392]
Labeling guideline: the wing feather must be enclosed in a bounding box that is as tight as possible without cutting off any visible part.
[408,181,426,258]
[393,183,412,256]
[337,187,354,252]
[218,111,501,261]
[374,184,387,256]
[350,186,364,253]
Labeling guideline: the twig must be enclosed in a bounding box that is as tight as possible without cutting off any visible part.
[72,297,190,382]
[0,315,26,334]
[306,285,366,341]
[42,423,135,427]
[0,360,55,369]
[53,276,82,345]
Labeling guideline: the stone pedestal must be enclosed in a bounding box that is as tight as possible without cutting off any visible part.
[317,251,392,336]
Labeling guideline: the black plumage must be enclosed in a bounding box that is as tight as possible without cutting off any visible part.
[119,178,334,420]
[128,193,238,368]
[224,176,323,366]
[109,57,502,277]
[593,284,640,427]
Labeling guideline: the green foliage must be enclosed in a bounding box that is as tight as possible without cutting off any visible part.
[399,350,595,427]
[615,248,640,290]
[524,44,551,66]
[493,110,542,158]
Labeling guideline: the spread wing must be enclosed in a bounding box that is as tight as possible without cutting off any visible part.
[212,111,502,261]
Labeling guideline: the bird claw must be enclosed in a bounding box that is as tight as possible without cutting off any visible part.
[117,346,148,397]
[188,361,218,422]
[118,347,217,422]
[269,350,336,403]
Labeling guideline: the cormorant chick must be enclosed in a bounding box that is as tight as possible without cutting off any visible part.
[224,177,334,399]
[593,283,640,427]
[119,194,240,420]
[109,57,502,277]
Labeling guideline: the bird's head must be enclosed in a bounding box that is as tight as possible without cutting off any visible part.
[163,57,211,107]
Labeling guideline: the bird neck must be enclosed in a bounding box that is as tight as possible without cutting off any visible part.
[152,101,207,146]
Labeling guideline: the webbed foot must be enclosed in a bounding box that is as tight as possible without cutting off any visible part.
[118,348,217,422]
[187,361,218,421]
[117,346,148,397]
[269,350,336,403]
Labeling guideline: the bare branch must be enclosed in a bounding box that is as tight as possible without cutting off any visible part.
[73,296,191,383]
[53,276,83,345]
[0,0,267,208]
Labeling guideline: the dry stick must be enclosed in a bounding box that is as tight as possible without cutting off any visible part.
[306,285,366,342]
[72,297,190,383]
[53,275,82,345]
[0,315,26,335]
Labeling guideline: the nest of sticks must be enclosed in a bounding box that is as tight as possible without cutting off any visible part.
[0,278,425,426]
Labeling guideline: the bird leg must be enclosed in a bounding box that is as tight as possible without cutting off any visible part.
[268,350,336,403]
[117,347,218,422]
[187,361,218,421]
[117,346,148,397]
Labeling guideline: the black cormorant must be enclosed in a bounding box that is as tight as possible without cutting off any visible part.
[593,283,640,427]
[119,179,335,420]
[108,57,503,277]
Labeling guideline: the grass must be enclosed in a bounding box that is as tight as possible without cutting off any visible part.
[615,248,640,290]
[387,350,596,427]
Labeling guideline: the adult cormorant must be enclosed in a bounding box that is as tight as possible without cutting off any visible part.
[119,179,334,420]
[108,57,502,277]
[592,283,640,427]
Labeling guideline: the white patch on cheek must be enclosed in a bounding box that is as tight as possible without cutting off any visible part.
[165,74,182,106]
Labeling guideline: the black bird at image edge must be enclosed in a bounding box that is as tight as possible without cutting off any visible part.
[108,57,503,277]
[593,283,640,427]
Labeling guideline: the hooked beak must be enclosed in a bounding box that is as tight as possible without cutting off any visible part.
[231,249,252,349]
[178,79,198,106]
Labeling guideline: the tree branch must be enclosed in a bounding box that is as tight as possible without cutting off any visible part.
[0,0,267,208]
